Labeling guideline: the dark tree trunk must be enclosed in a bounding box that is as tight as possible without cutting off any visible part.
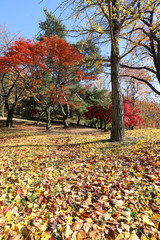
[100,119,103,129]
[95,119,98,129]
[63,115,69,128]
[77,118,81,125]
[6,108,14,128]
[46,107,52,131]
[77,114,81,125]
[110,0,124,141]
[0,96,5,118]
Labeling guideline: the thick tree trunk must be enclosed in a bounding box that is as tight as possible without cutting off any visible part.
[110,0,124,141]
[46,107,52,131]
[6,108,14,128]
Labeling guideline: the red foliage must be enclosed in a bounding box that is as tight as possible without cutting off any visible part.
[0,38,46,74]
[0,35,93,109]
[84,105,112,122]
[84,101,143,127]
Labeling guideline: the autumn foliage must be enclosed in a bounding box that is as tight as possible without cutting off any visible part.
[84,100,143,128]
[0,35,93,129]
[0,126,160,239]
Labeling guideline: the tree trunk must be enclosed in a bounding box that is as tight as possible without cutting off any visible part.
[100,119,103,129]
[95,119,98,129]
[46,107,52,131]
[60,102,69,128]
[0,96,5,118]
[77,117,81,125]
[36,111,44,126]
[77,113,81,125]
[6,108,14,128]
[110,0,124,141]
[63,115,69,128]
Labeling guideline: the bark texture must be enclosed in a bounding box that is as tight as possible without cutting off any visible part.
[110,0,125,141]
[46,107,52,131]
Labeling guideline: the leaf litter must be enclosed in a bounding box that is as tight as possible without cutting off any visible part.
[0,128,159,239]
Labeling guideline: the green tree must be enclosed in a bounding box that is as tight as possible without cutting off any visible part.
[37,8,67,40]
[70,85,111,126]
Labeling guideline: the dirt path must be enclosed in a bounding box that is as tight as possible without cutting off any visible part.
[0,117,104,135]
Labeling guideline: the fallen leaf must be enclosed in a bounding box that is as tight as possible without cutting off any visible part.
[4,231,20,240]
[129,233,140,240]
[65,223,73,238]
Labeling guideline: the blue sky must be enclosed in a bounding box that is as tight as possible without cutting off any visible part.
[0,0,71,39]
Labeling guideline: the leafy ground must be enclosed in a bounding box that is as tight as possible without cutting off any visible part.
[0,120,160,240]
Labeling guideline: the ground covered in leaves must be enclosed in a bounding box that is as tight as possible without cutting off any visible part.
[0,124,160,240]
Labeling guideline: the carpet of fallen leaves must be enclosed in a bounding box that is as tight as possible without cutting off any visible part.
[0,127,160,240]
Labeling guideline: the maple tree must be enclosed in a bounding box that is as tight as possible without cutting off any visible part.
[0,34,90,130]
[0,25,18,118]
[0,38,46,127]
[84,100,143,130]
[37,12,103,128]
[29,35,90,130]
[136,99,160,128]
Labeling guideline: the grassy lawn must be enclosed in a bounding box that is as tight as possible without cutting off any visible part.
[0,125,160,240]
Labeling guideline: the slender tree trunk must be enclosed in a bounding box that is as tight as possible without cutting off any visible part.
[60,102,69,128]
[6,108,14,128]
[95,119,98,129]
[63,115,69,128]
[46,107,52,131]
[1,96,5,118]
[36,111,44,126]
[100,119,103,129]
[77,113,81,125]
[1,103,4,118]
[77,117,81,125]
[110,0,124,141]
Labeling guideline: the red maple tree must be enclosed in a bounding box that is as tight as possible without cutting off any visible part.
[84,100,143,129]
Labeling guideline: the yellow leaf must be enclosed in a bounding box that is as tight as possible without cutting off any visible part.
[6,210,12,221]
[85,218,93,223]
[143,215,155,226]
[77,231,83,240]
[67,215,73,224]
[153,214,160,221]
[79,208,84,214]
[41,232,51,240]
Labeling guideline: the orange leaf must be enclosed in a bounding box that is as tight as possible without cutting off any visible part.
[0,205,11,215]
[17,189,23,195]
